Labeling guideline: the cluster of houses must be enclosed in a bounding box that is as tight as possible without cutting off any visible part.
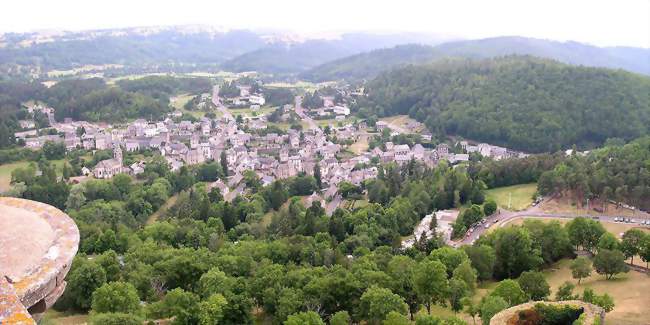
[458,141,528,160]
[307,95,351,120]
[223,85,266,108]
[15,97,526,212]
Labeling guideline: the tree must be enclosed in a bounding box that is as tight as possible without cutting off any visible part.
[220,151,229,176]
[570,257,592,284]
[314,163,322,190]
[640,234,650,269]
[430,247,469,277]
[359,286,408,325]
[593,249,629,280]
[597,232,619,252]
[91,282,140,314]
[383,311,410,325]
[66,183,87,210]
[483,199,497,216]
[489,226,542,278]
[490,279,527,306]
[330,311,351,325]
[412,260,449,313]
[462,297,480,325]
[566,218,605,252]
[95,250,122,283]
[555,281,579,301]
[386,255,419,319]
[198,267,234,298]
[63,261,107,310]
[621,229,645,265]
[517,271,550,301]
[147,288,199,325]
[198,294,228,325]
[448,278,470,313]
[284,311,325,325]
[452,261,478,293]
[463,245,496,281]
[479,296,508,325]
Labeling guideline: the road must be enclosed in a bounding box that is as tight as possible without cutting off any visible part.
[212,85,233,121]
[326,195,342,216]
[455,199,650,246]
[294,96,318,131]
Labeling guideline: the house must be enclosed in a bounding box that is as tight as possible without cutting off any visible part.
[376,121,389,131]
[184,149,205,165]
[94,147,124,179]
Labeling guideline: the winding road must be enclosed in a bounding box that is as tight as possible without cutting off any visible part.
[455,199,650,246]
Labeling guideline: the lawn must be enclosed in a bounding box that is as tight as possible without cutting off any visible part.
[349,135,369,154]
[170,93,207,119]
[378,115,424,133]
[42,309,89,325]
[485,183,537,211]
[0,153,94,192]
[0,159,68,192]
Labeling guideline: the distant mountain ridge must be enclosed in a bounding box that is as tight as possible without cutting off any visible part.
[219,33,453,74]
[302,36,650,81]
[0,27,454,77]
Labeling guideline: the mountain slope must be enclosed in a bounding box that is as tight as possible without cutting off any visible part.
[220,33,453,74]
[0,29,266,73]
[302,36,650,81]
[299,44,439,82]
[358,56,650,152]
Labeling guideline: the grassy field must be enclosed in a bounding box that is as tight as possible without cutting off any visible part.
[0,159,69,192]
[228,106,276,118]
[543,258,650,325]
[378,115,424,132]
[539,197,645,217]
[349,135,369,154]
[485,183,537,211]
[170,93,208,119]
[42,310,89,325]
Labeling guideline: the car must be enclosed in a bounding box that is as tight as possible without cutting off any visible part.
[631,219,636,223]
[626,218,632,223]
[484,224,490,229]
[614,217,619,222]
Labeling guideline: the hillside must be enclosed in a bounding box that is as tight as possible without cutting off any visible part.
[0,29,266,75]
[300,44,439,82]
[220,33,451,75]
[358,56,650,152]
[301,36,650,81]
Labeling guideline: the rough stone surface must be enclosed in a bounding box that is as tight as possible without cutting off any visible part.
[489,300,605,325]
[0,197,79,323]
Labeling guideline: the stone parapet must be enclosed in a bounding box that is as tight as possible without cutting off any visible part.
[0,197,79,323]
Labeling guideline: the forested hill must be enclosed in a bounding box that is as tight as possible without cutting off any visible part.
[358,56,650,153]
[299,44,439,82]
[220,33,449,75]
[302,36,650,82]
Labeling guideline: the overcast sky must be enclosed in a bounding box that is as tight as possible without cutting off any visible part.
[1,0,648,48]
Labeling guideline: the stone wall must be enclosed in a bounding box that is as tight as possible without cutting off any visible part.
[490,300,605,325]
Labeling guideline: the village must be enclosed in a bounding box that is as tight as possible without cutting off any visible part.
[12,82,528,214]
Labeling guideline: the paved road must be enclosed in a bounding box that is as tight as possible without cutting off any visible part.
[455,199,650,246]
[294,96,318,131]
[326,195,342,216]
[212,85,233,121]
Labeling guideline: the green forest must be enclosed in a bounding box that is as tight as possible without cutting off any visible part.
[357,56,650,152]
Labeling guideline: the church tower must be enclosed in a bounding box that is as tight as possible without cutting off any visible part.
[114,146,123,165]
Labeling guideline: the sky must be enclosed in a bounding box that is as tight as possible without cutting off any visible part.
[1,0,648,48]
